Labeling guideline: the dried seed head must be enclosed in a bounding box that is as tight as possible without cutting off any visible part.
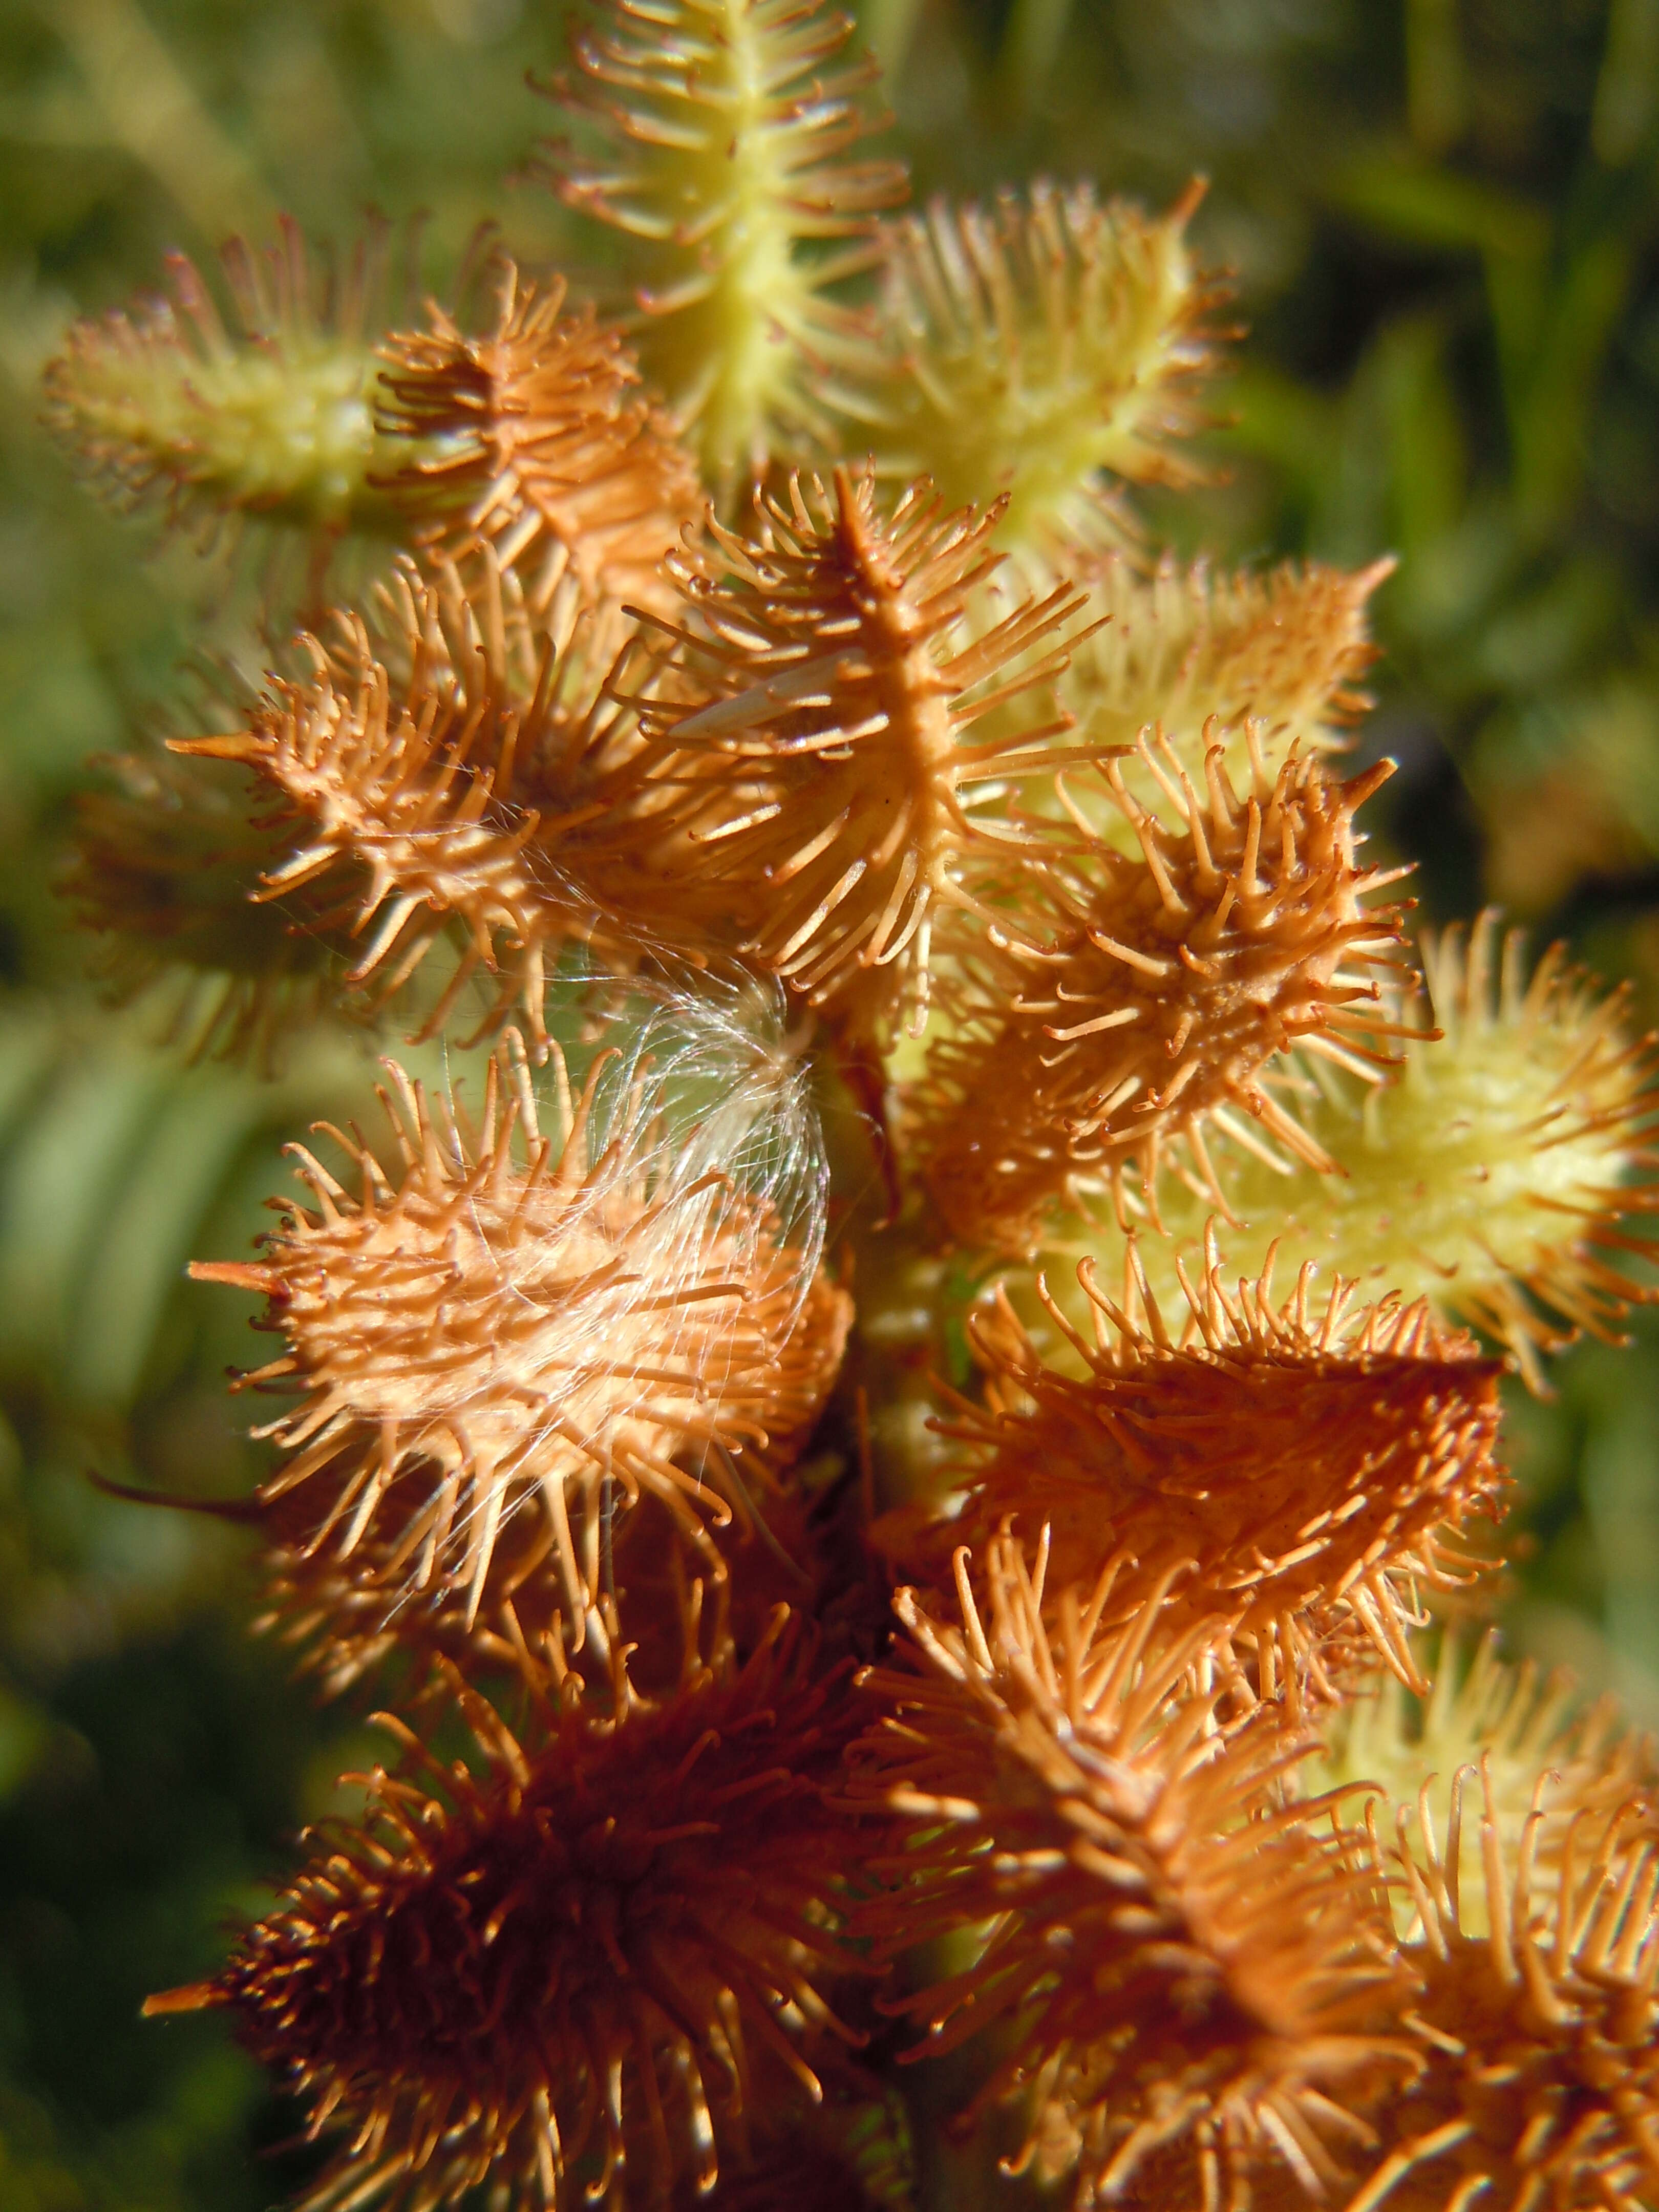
[377,266,701,646]
[1058,552,1393,845]
[63,741,355,1067]
[254,1306,848,1707]
[44,217,408,556]
[174,554,653,1052]
[544,0,907,483]
[1067,913,1659,1388]
[881,1249,1505,1699]
[849,1537,1412,2211]
[1345,1765,1659,2212]
[845,179,1226,580]
[1304,1630,1657,1934]
[610,466,1092,1042]
[148,1622,866,2209]
[916,740,1406,1251]
[191,1030,845,1664]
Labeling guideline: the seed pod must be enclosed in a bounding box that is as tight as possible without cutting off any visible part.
[377,265,700,646]
[190,1031,846,1664]
[880,1246,1504,1701]
[44,217,408,561]
[845,179,1227,580]
[175,554,654,1052]
[1057,551,1393,844]
[915,739,1406,1250]
[849,1537,1413,2211]
[1065,913,1659,1388]
[1343,1766,1659,2212]
[148,1620,867,2209]
[544,0,907,484]
[609,466,1094,1043]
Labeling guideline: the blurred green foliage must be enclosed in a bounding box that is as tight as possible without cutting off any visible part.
[1,0,1657,2199]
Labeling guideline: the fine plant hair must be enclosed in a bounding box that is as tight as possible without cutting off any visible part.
[43,8,1659,2211]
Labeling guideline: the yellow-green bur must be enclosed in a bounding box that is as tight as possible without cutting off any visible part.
[551,0,906,487]
[1037,920,1657,1386]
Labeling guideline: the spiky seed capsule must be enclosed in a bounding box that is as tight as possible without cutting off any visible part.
[191,1034,848,1663]
[915,740,1406,1251]
[376,266,701,645]
[610,465,1091,1042]
[1062,913,1659,1387]
[545,0,907,484]
[43,218,408,552]
[843,178,1225,579]
[1339,1767,1659,2212]
[1056,552,1393,848]
[253,1322,848,1707]
[849,1537,1412,2211]
[147,1623,865,2210]
[175,555,651,1052]
[1304,1631,1657,1933]
[882,1251,1504,1698]
[63,743,354,1067]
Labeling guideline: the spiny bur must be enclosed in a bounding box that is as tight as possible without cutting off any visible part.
[545,0,907,484]
[1072,912,1659,1387]
[174,554,652,1052]
[65,741,355,1067]
[881,1243,1505,1701]
[845,180,1225,583]
[610,465,1093,1043]
[1345,1765,1659,2212]
[1306,1629,1657,1933]
[44,217,410,569]
[849,1537,1412,2212]
[1056,552,1393,849]
[147,1620,866,2211]
[916,737,1406,1250]
[189,1033,847,1667]
[377,266,701,645]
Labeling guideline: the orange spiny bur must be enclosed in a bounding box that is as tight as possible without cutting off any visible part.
[848,1537,1412,2210]
[252,1331,847,1707]
[173,555,652,1052]
[191,1032,848,1667]
[147,1619,867,2209]
[377,266,700,644]
[1333,1767,1659,2212]
[915,738,1407,1250]
[879,1248,1504,1700]
[609,466,1093,1043]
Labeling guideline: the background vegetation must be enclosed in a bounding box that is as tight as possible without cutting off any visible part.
[1,0,1656,2200]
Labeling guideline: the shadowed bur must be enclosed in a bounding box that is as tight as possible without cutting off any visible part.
[916,736,1409,1250]
[840,177,1230,581]
[42,216,416,580]
[62,740,361,1068]
[542,0,908,483]
[169,552,662,1053]
[1056,553,1395,843]
[1328,1764,1659,2212]
[1074,912,1659,1388]
[188,1029,850,1673]
[878,1241,1506,1704]
[144,1617,871,2211]
[847,1536,1416,2212]
[376,263,701,649]
[605,464,1100,1045]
